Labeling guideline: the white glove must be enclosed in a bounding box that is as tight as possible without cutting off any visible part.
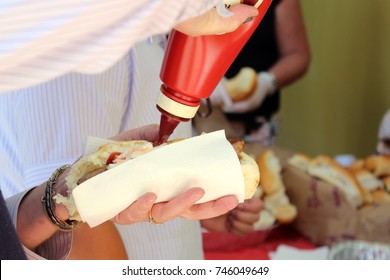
[207,77,234,108]
[223,72,277,113]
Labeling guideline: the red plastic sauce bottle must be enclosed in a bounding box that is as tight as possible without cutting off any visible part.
[155,0,272,145]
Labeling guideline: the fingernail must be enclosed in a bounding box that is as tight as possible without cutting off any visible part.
[193,187,205,199]
[243,16,255,24]
[144,192,157,203]
[226,196,239,210]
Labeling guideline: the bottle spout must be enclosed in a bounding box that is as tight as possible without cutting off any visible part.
[154,110,183,146]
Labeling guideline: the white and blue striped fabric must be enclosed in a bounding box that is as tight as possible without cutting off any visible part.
[2,0,221,259]
[4,38,203,260]
[0,0,220,91]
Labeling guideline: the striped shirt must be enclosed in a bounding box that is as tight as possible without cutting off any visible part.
[4,38,203,260]
[0,0,220,91]
[2,0,222,259]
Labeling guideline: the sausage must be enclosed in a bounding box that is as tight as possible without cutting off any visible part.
[228,138,245,159]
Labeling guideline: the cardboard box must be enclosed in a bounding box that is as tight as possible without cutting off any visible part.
[282,165,390,246]
[194,108,390,246]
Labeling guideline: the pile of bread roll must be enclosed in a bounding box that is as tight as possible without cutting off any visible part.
[253,149,298,230]
[288,152,390,208]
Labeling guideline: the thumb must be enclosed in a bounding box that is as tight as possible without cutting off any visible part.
[216,4,260,33]
[175,4,258,37]
[112,125,160,142]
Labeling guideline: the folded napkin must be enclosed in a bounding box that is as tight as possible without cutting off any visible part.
[73,130,245,227]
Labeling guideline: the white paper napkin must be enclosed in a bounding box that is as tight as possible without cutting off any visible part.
[269,244,329,260]
[72,130,245,227]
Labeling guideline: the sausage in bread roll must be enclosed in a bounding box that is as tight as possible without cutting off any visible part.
[55,137,260,221]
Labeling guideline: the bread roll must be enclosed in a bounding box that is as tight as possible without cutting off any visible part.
[348,159,365,171]
[263,189,290,210]
[273,204,298,224]
[240,151,260,199]
[254,184,264,198]
[364,155,390,177]
[371,189,390,204]
[257,149,284,195]
[224,67,257,102]
[56,138,259,220]
[307,155,365,207]
[383,176,390,192]
[226,137,259,199]
[56,140,153,219]
[350,168,384,192]
[258,149,298,224]
[253,209,276,230]
[287,153,311,172]
[67,140,153,188]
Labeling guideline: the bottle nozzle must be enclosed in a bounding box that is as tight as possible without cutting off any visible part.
[154,108,187,146]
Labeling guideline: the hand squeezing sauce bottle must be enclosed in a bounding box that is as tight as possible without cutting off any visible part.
[155,0,272,146]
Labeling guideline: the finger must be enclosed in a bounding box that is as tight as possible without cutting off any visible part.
[181,195,239,220]
[218,5,259,32]
[175,5,258,37]
[111,124,159,142]
[231,208,260,225]
[227,214,255,237]
[135,124,160,142]
[112,192,157,224]
[151,187,206,223]
[238,197,263,213]
[203,5,258,36]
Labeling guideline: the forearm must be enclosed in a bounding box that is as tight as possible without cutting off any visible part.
[15,171,71,250]
[268,51,310,89]
[271,0,311,89]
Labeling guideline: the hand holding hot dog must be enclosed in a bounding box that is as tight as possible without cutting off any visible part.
[55,125,259,226]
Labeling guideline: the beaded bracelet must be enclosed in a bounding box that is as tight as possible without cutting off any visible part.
[41,164,80,231]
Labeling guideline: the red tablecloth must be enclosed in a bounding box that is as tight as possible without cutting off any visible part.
[203,225,316,260]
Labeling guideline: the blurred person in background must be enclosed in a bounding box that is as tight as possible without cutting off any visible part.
[377,109,390,155]
[196,0,310,146]
[376,109,390,155]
